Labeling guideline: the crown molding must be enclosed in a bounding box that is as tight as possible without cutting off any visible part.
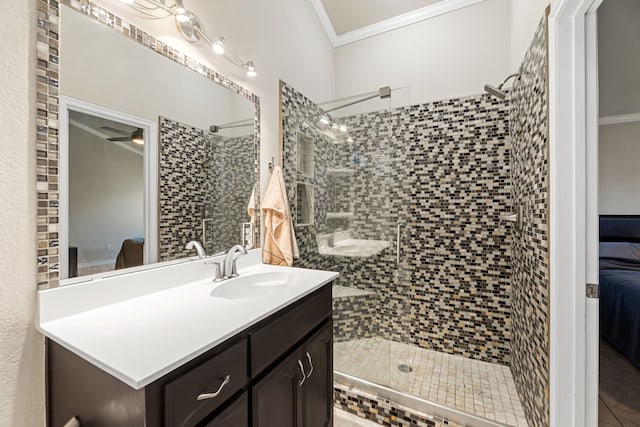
[311,0,488,47]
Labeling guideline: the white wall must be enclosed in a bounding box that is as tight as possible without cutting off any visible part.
[61,8,253,131]
[509,0,550,70]
[93,0,336,199]
[69,126,144,264]
[333,0,511,106]
[0,0,46,426]
[598,0,640,117]
[599,122,640,214]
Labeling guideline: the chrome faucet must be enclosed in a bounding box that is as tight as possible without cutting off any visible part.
[223,245,248,279]
[185,240,207,259]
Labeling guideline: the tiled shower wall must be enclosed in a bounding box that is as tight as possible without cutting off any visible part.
[159,117,254,261]
[210,134,256,253]
[281,82,513,365]
[508,14,550,427]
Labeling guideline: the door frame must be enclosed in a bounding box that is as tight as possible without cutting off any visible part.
[548,0,603,425]
[59,96,159,279]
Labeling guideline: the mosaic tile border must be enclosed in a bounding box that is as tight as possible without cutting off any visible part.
[334,383,462,427]
[35,0,261,289]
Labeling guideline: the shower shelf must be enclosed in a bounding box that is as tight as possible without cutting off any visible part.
[326,168,355,177]
[327,212,354,219]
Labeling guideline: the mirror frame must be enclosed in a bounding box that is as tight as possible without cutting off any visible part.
[35,0,261,289]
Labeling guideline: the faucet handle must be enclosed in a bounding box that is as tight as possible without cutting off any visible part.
[206,260,224,281]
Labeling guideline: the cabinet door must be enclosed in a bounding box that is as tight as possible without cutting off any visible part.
[252,349,304,427]
[301,322,333,427]
[202,393,248,427]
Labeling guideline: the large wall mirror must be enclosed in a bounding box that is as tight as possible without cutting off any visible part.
[36,1,260,288]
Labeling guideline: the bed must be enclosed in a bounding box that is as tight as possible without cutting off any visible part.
[599,215,640,368]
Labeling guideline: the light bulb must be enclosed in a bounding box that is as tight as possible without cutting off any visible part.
[132,138,144,145]
[319,116,330,125]
[176,13,190,22]
[246,61,257,77]
[212,38,225,55]
[339,125,347,132]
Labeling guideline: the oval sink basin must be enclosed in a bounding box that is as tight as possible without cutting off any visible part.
[210,272,291,299]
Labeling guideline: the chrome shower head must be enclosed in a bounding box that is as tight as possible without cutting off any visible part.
[484,84,507,100]
[484,71,521,99]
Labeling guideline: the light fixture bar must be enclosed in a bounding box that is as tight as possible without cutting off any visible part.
[123,0,257,78]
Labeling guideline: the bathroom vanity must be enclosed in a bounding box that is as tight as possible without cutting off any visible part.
[38,250,338,427]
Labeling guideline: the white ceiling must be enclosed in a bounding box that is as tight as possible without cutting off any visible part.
[311,0,487,47]
[321,0,444,35]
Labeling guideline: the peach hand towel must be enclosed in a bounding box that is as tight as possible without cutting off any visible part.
[247,186,256,223]
[261,166,299,266]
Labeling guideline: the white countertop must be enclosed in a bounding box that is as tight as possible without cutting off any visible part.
[37,250,338,389]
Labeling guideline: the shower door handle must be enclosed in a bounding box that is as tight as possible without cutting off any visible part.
[396,224,401,265]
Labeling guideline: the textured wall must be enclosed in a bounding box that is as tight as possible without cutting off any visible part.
[0,0,46,425]
[281,82,513,365]
[508,15,550,427]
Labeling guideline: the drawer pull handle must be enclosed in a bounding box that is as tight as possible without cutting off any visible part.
[297,360,307,386]
[305,352,314,378]
[197,375,230,401]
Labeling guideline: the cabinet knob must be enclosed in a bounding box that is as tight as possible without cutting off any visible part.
[197,375,230,400]
[304,352,314,378]
[297,360,307,386]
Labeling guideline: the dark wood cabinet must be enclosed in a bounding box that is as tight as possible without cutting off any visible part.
[252,347,303,427]
[253,322,333,427]
[300,324,333,427]
[47,284,333,427]
[202,393,249,427]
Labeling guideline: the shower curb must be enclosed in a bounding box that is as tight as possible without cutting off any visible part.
[334,372,514,427]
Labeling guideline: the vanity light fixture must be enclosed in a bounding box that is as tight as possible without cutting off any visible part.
[175,8,190,23]
[212,37,225,55]
[122,0,258,78]
[246,61,257,78]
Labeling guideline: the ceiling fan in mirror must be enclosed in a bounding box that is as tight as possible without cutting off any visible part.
[102,126,145,145]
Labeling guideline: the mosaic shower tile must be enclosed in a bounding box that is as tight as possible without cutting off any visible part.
[508,13,550,427]
[281,82,512,365]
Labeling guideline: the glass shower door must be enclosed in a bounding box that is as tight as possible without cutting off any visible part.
[330,99,394,390]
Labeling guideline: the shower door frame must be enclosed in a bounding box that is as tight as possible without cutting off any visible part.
[548,0,603,426]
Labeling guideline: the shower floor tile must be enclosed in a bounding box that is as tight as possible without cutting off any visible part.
[334,337,529,427]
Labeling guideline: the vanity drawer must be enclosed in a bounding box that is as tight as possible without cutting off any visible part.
[164,339,248,427]
[250,285,331,376]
